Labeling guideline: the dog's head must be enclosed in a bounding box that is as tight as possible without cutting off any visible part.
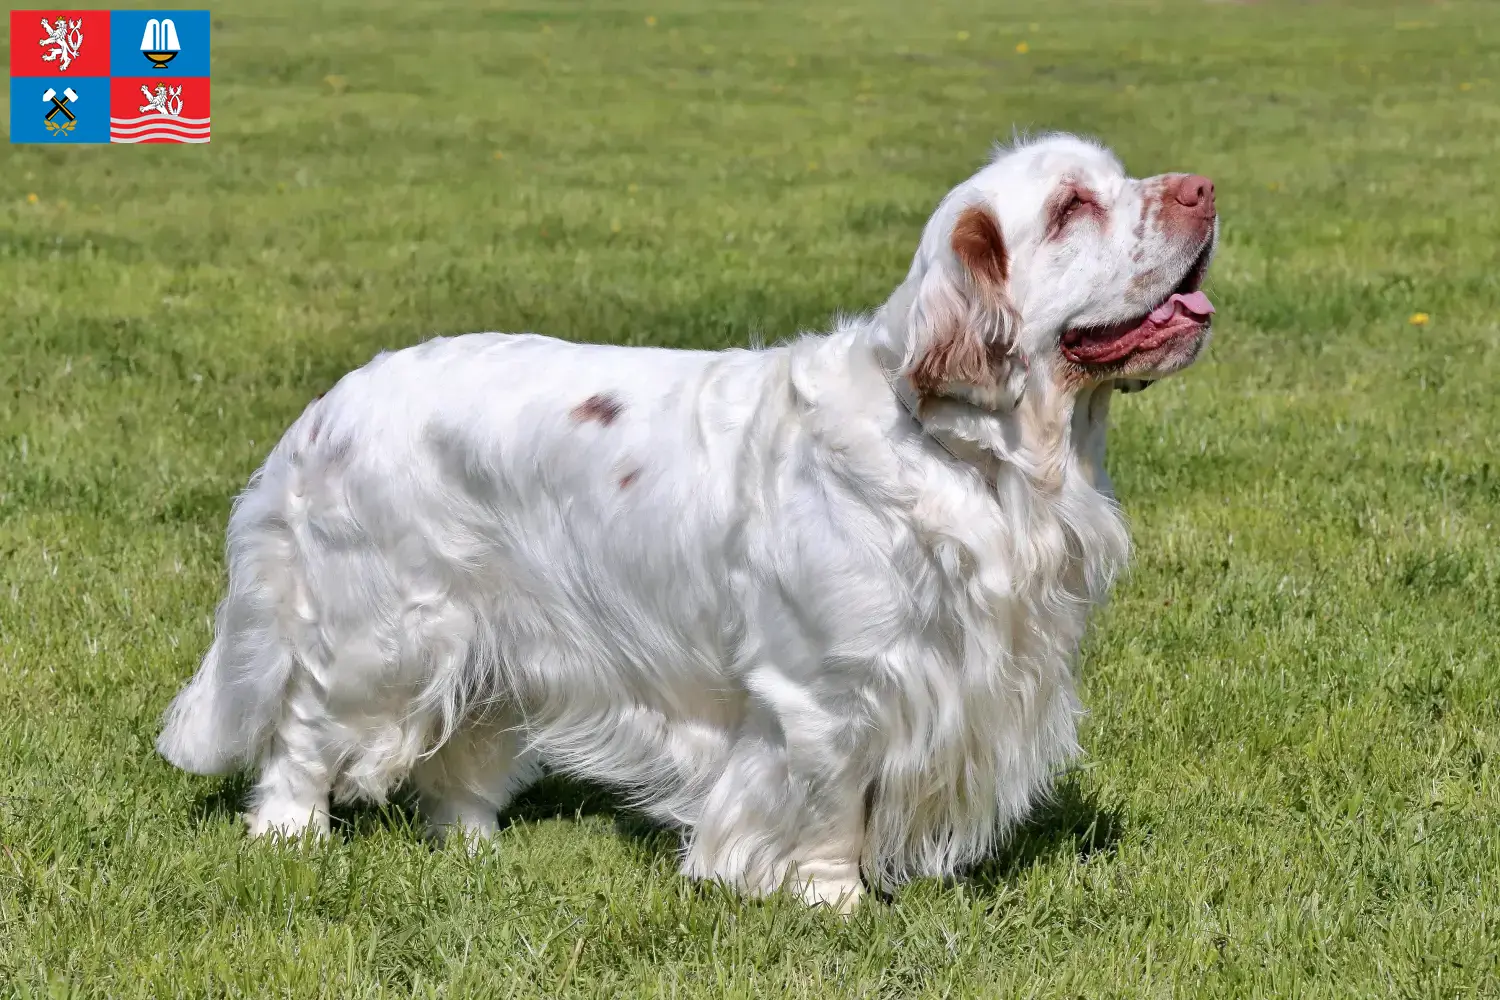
[894,134,1218,407]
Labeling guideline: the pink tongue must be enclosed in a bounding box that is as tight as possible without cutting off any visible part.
[1147,290,1215,325]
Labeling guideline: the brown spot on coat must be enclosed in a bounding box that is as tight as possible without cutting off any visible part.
[571,393,624,426]
[1127,265,1167,300]
[1129,205,1149,263]
[618,469,640,489]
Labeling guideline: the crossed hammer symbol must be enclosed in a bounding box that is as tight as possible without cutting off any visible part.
[43,87,79,122]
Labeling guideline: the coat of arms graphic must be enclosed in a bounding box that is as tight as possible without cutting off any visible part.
[38,16,84,72]
[138,83,183,118]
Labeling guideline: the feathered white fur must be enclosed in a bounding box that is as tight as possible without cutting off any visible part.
[159,133,1218,910]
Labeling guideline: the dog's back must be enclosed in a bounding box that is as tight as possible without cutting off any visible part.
[159,331,803,826]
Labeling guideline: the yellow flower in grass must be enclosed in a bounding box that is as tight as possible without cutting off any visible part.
[27,193,39,204]
[1016,41,1030,54]
[1409,313,1430,326]
[645,15,657,27]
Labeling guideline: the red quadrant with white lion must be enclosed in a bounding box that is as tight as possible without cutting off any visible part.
[109,74,208,143]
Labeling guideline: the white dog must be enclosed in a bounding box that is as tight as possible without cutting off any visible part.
[159,133,1217,911]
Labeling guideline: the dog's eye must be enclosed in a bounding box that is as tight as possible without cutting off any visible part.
[1048,187,1099,237]
[1051,191,1091,232]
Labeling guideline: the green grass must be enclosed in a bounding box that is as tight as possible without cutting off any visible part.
[2,0,1499,995]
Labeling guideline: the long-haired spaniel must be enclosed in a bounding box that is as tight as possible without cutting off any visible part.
[159,133,1218,911]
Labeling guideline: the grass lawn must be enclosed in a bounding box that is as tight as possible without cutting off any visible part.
[3,0,1499,995]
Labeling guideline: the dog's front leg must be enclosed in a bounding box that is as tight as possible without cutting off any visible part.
[680,682,868,913]
[411,712,541,850]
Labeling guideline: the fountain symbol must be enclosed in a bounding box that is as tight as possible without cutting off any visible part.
[139,18,181,70]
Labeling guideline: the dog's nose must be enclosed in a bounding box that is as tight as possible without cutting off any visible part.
[1172,174,1216,216]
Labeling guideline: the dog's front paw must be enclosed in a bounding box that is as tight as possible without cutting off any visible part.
[244,800,331,841]
[425,815,500,855]
[789,861,865,914]
[804,876,864,914]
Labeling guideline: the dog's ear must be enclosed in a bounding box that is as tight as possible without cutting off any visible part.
[904,202,1025,410]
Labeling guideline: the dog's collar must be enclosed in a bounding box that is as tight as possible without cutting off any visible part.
[872,344,975,468]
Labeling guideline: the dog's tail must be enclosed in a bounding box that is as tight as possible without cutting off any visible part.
[157,415,314,775]
[156,620,291,775]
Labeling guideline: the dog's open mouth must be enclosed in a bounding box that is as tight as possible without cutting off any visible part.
[1061,241,1215,367]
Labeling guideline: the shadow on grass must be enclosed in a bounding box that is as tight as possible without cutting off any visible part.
[502,774,681,865]
[189,771,425,839]
[961,778,1125,892]
[189,772,250,827]
[187,769,1117,886]
[188,770,677,859]
[494,772,1125,889]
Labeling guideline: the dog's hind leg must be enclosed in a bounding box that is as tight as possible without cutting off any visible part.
[245,665,334,839]
[411,714,541,847]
